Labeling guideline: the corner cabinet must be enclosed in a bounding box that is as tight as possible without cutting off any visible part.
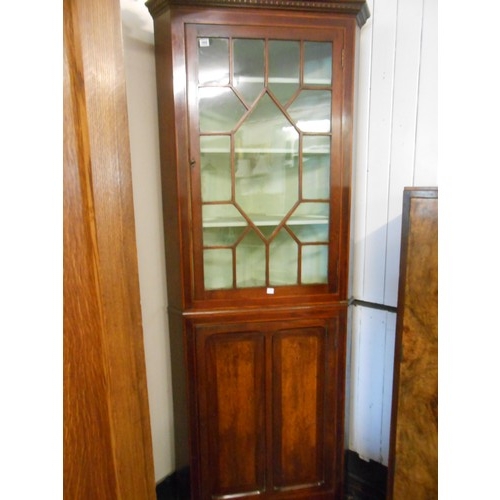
[145,1,369,498]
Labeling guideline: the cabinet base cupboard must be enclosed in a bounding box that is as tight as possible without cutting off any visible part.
[145,1,369,498]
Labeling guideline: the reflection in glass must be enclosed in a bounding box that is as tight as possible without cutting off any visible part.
[301,245,328,284]
[269,229,298,285]
[288,90,332,132]
[302,136,330,199]
[199,87,246,132]
[269,40,300,104]
[234,39,265,105]
[198,38,229,85]
[204,249,233,289]
[201,136,231,202]
[304,42,332,85]
[236,230,265,287]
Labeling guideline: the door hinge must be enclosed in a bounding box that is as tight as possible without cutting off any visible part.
[341,48,345,68]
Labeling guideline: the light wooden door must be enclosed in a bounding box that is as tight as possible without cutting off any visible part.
[63,0,155,497]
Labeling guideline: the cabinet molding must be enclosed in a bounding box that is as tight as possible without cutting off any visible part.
[147,0,370,26]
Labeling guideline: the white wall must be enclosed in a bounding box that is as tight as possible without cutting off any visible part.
[349,0,437,464]
[120,0,438,479]
[121,6,176,481]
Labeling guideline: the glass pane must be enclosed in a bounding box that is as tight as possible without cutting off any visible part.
[302,136,330,199]
[269,229,298,286]
[199,87,246,133]
[268,41,300,104]
[203,226,246,246]
[289,202,329,222]
[235,94,299,226]
[288,90,332,132]
[201,136,231,202]
[196,36,336,292]
[258,226,275,240]
[304,42,332,86]
[236,230,265,287]
[203,203,247,228]
[198,37,229,85]
[204,249,233,289]
[234,39,265,105]
[301,245,328,284]
[292,224,329,243]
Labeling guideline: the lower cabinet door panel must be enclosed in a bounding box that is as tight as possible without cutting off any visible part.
[203,331,267,498]
[272,327,327,491]
[193,312,345,499]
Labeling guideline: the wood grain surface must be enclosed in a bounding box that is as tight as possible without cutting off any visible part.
[63,0,155,497]
[387,188,438,499]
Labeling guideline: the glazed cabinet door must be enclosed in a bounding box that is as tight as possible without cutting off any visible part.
[184,18,351,303]
[193,313,345,499]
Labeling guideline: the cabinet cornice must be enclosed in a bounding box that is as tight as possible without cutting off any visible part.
[146,0,370,27]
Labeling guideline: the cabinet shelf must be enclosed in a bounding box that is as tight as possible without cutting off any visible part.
[203,215,329,228]
[231,76,331,85]
[201,148,330,154]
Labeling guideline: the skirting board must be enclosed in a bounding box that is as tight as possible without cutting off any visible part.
[345,449,387,499]
[155,452,386,499]
[156,466,190,500]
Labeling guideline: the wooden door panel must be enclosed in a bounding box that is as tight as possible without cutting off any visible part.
[193,314,343,499]
[272,327,326,491]
[198,330,267,498]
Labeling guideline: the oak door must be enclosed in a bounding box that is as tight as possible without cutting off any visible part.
[64,0,155,496]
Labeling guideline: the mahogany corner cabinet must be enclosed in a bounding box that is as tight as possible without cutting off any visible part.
[145,1,369,498]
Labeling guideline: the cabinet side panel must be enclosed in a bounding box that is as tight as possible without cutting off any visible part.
[153,11,190,309]
[199,331,266,497]
[168,312,191,470]
[272,327,326,490]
